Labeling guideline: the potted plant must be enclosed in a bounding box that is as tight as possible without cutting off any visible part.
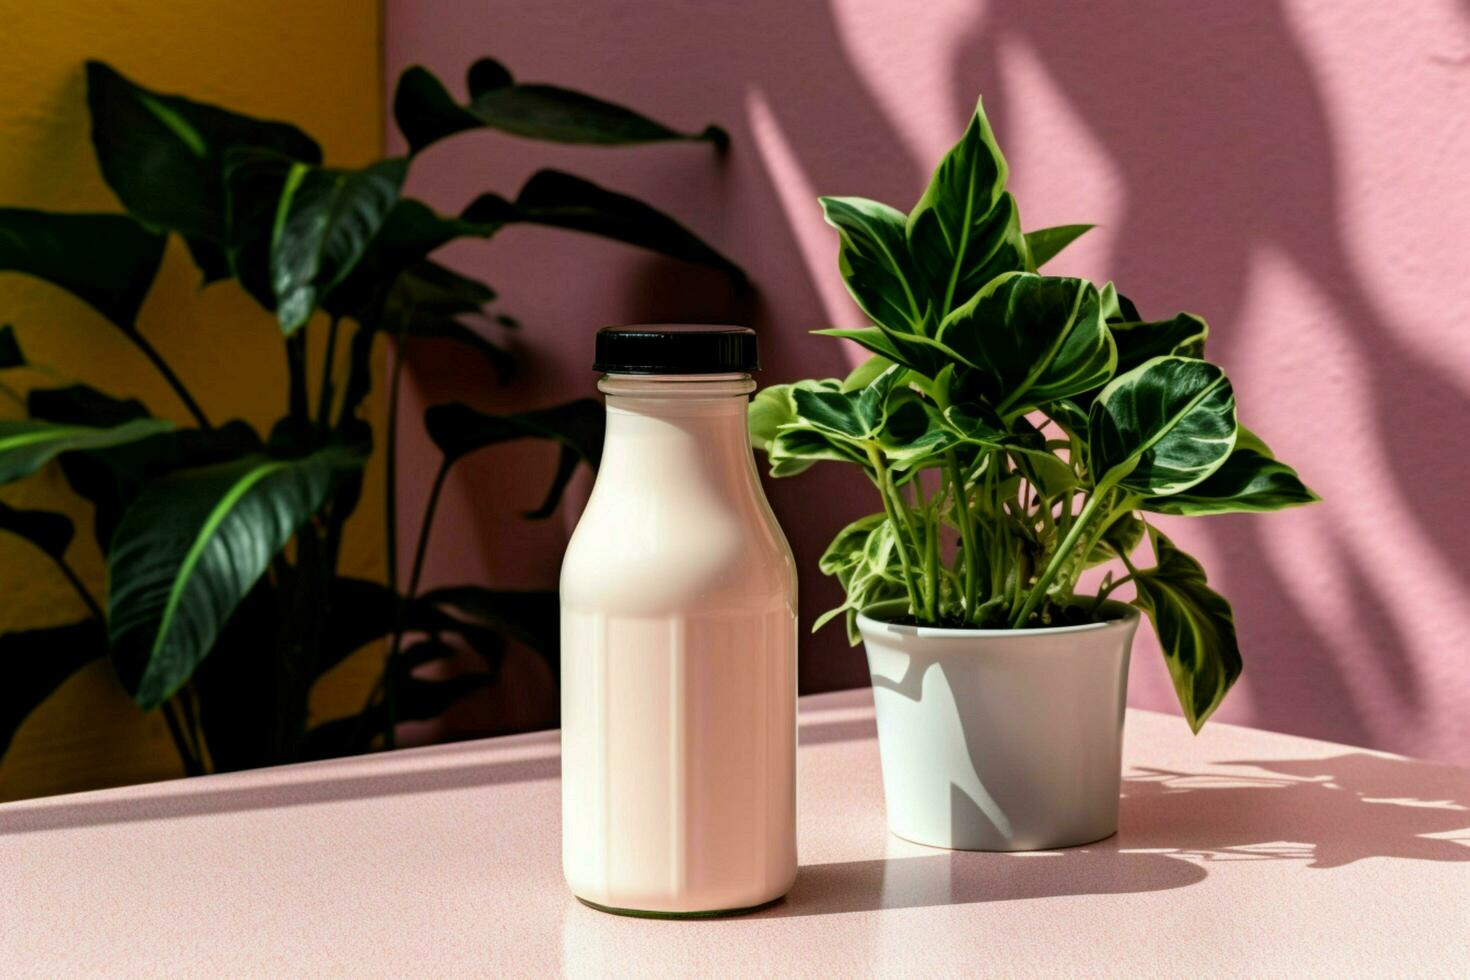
[750,98,1318,851]
[0,57,744,778]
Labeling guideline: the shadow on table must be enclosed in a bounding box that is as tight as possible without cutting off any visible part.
[0,711,873,835]
[764,751,1470,917]
[0,732,563,836]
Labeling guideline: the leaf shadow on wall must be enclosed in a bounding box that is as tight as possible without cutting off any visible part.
[761,750,1470,917]
[953,0,1470,753]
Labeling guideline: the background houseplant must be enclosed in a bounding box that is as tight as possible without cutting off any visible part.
[750,97,1319,733]
[0,57,743,776]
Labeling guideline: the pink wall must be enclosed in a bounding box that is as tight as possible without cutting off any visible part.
[385,1,1470,764]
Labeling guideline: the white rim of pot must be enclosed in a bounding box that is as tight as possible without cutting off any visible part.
[855,598,1140,640]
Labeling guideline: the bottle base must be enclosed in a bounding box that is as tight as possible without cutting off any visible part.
[575,895,784,919]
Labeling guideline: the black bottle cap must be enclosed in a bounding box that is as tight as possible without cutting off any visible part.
[593,324,758,375]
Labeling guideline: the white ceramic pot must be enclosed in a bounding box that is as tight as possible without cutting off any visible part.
[857,600,1140,851]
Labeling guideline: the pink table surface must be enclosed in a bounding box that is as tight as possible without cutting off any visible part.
[3,688,1468,976]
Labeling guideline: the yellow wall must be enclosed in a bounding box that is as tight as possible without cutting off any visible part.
[0,0,385,801]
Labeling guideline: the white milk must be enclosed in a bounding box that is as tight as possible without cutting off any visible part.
[560,371,797,915]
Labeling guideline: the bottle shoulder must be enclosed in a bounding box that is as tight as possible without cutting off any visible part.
[561,472,795,614]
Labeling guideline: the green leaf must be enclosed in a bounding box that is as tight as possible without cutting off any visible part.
[811,326,953,379]
[1096,283,1142,323]
[1110,313,1208,375]
[85,60,321,261]
[1130,528,1242,732]
[462,170,745,283]
[879,395,964,471]
[791,365,902,440]
[0,209,166,332]
[1233,424,1275,458]
[1141,449,1318,515]
[768,426,870,477]
[222,148,297,310]
[841,354,898,393]
[393,59,727,155]
[906,99,1027,314]
[0,502,75,559]
[28,386,261,551]
[1026,224,1094,269]
[107,448,359,708]
[424,399,603,517]
[1086,511,1144,567]
[1006,418,1078,497]
[818,196,925,334]
[0,417,174,487]
[943,404,1074,495]
[749,380,836,452]
[270,159,409,333]
[940,272,1115,414]
[818,513,888,577]
[0,325,23,369]
[322,201,488,321]
[0,621,106,761]
[1089,356,1237,495]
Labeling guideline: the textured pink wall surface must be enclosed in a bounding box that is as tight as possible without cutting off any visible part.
[385,1,1470,763]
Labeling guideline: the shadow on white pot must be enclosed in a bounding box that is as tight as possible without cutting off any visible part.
[858,599,1140,851]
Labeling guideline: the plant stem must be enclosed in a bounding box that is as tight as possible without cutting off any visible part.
[316,316,341,430]
[1011,484,1111,627]
[161,701,204,777]
[945,451,980,620]
[130,331,211,429]
[286,332,309,427]
[384,337,407,594]
[380,457,451,751]
[53,555,103,623]
[866,446,922,615]
[1089,572,1133,616]
[407,459,449,600]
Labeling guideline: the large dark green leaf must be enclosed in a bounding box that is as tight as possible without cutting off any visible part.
[393,58,726,155]
[940,272,1115,414]
[1110,313,1208,376]
[905,99,1026,314]
[0,620,106,760]
[107,448,359,708]
[28,385,261,551]
[85,60,321,264]
[424,399,603,517]
[0,325,23,368]
[0,417,174,486]
[462,170,745,283]
[222,148,296,310]
[0,502,74,559]
[271,159,409,333]
[1025,224,1094,269]
[818,196,925,334]
[0,209,165,332]
[1130,528,1242,732]
[1141,448,1318,515]
[1088,356,1236,495]
[322,201,486,321]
